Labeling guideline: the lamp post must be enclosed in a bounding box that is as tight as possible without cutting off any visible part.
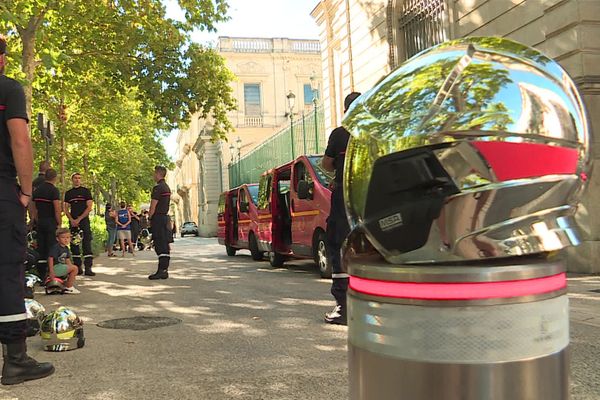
[229,143,235,187]
[236,136,242,185]
[37,113,53,162]
[286,90,296,158]
[309,72,320,153]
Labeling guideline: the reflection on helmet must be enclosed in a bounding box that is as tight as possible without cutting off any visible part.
[71,228,83,246]
[27,230,37,249]
[24,273,42,299]
[41,306,85,351]
[25,299,46,337]
[44,276,66,295]
[25,248,39,271]
[343,37,591,264]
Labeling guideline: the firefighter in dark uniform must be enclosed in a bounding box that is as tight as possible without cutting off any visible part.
[32,168,61,279]
[148,165,172,280]
[0,34,54,385]
[32,161,50,192]
[63,172,95,276]
[321,92,361,326]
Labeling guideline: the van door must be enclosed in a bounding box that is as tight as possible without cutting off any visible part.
[229,189,239,245]
[290,159,318,256]
[237,187,251,246]
[217,193,226,245]
[256,173,273,251]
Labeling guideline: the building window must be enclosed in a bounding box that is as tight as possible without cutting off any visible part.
[398,0,447,60]
[244,83,261,116]
[304,84,318,105]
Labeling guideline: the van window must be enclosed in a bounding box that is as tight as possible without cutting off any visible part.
[217,194,226,214]
[308,156,334,186]
[279,180,290,194]
[257,174,272,210]
[239,188,247,207]
[293,161,314,191]
[248,185,259,204]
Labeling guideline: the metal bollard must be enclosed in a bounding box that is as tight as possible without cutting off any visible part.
[342,37,591,400]
[347,256,569,399]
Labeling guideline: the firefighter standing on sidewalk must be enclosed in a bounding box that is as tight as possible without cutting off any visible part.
[321,91,361,325]
[148,165,172,280]
[63,172,95,276]
[0,34,54,385]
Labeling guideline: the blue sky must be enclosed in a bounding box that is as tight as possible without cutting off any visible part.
[163,0,320,159]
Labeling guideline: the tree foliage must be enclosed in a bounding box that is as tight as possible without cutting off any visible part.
[0,0,236,205]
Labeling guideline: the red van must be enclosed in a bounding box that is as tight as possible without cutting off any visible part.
[217,183,264,260]
[255,155,333,278]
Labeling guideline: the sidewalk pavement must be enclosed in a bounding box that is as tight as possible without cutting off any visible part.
[567,274,600,328]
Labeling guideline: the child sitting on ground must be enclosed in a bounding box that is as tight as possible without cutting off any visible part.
[48,228,80,294]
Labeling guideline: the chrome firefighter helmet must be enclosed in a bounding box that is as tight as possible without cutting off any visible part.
[26,230,37,249]
[343,37,591,264]
[44,276,66,295]
[41,306,85,351]
[24,273,42,299]
[71,228,83,246]
[24,299,46,337]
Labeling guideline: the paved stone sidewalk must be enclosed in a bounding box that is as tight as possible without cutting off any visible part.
[0,239,598,399]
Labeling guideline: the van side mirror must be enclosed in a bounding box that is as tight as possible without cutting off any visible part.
[297,180,312,200]
[239,201,249,213]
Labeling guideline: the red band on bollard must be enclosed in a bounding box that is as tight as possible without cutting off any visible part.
[349,272,566,300]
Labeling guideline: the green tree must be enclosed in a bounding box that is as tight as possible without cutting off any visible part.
[0,0,237,203]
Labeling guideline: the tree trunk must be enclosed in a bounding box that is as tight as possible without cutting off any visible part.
[60,135,65,191]
[17,18,39,119]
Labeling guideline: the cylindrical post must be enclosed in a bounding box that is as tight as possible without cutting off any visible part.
[302,112,307,155]
[314,103,319,153]
[348,257,569,400]
[290,117,295,159]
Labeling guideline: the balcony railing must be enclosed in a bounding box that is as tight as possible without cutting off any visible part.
[219,37,320,54]
[290,40,321,54]
[243,116,264,127]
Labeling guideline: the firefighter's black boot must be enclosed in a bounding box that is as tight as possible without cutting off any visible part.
[148,269,168,280]
[1,342,54,385]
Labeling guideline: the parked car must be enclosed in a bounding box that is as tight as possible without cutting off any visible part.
[180,221,199,237]
[217,184,261,258]
[255,155,333,278]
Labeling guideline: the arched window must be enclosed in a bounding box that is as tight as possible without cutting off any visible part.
[393,0,448,63]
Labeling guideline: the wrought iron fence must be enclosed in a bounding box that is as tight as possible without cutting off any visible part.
[399,0,447,60]
[228,105,326,188]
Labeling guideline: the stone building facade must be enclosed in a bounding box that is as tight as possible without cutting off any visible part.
[311,0,600,272]
[170,37,322,236]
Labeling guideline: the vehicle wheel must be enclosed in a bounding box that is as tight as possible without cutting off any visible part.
[249,233,264,261]
[195,232,199,237]
[269,251,285,268]
[226,245,237,256]
[314,230,331,278]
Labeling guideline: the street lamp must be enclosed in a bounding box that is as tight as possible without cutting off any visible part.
[286,90,296,158]
[37,113,53,162]
[309,71,319,105]
[309,72,320,152]
[235,136,242,185]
